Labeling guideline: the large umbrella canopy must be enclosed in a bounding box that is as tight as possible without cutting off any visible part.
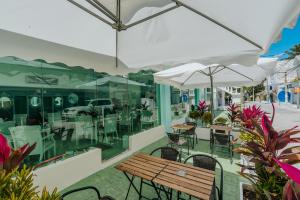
[0,0,299,71]
[268,55,300,85]
[154,62,268,114]
[154,63,268,89]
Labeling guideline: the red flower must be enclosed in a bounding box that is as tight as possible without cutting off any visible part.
[240,105,264,129]
[0,134,11,164]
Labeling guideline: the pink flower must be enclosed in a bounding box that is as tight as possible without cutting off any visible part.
[0,134,11,164]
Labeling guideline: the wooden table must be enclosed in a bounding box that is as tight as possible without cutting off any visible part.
[172,124,194,133]
[115,153,215,200]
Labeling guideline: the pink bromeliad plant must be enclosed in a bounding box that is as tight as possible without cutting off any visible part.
[239,104,265,129]
[226,103,240,125]
[198,100,208,116]
[0,133,36,172]
[235,105,300,199]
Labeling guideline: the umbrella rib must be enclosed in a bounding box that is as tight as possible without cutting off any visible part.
[222,65,254,81]
[172,0,263,50]
[181,70,208,86]
[86,0,118,22]
[91,0,118,21]
[212,65,226,75]
[125,4,180,29]
[67,0,114,27]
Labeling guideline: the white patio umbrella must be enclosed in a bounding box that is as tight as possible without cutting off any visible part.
[0,0,299,71]
[154,63,268,113]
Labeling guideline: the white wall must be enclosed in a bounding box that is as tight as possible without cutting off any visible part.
[33,125,165,192]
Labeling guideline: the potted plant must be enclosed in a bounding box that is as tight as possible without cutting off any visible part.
[188,104,200,121]
[235,104,300,200]
[202,111,212,127]
[226,103,240,127]
[0,134,60,199]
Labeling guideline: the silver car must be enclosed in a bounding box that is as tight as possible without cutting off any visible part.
[62,99,113,119]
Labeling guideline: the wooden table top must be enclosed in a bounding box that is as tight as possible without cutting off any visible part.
[115,153,215,200]
[172,124,194,131]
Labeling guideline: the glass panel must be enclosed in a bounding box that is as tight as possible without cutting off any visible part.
[0,57,160,166]
[170,86,188,120]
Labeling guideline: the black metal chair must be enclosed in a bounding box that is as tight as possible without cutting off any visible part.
[61,186,115,200]
[184,122,198,149]
[184,154,223,200]
[150,146,180,162]
[210,125,234,162]
[167,132,189,158]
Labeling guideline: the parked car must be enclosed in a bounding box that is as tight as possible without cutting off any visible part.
[62,99,113,119]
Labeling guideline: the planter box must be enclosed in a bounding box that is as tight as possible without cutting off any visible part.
[240,182,255,200]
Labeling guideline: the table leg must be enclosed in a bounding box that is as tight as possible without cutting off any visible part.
[123,172,142,199]
[125,175,135,200]
[151,181,162,200]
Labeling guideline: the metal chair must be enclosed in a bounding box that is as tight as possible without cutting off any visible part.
[9,125,56,162]
[103,114,118,143]
[210,125,234,162]
[184,154,223,200]
[184,122,197,149]
[61,186,115,200]
[166,132,189,158]
[140,110,155,130]
[150,146,180,162]
[118,111,131,133]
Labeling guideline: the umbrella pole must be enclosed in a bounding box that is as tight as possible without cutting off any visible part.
[209,73,214,124]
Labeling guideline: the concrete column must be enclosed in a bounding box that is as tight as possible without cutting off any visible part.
[221,90,225,106]
[160,84,172,133]
[194,89,199,105]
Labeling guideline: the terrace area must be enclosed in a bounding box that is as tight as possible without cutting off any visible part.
[0,1,300,200]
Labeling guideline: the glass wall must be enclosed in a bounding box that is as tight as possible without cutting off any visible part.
[170,86,188,120]
[0,57,160,166]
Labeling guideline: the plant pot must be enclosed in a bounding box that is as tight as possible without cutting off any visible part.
[240,182,256,200]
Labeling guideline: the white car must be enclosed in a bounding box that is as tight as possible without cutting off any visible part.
[62,99,113,119]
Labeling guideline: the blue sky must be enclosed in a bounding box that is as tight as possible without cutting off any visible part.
[263,16,300,59]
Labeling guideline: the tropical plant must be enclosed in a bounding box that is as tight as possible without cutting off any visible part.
[239,105,265,130]
[235,107,300,199]
[226,103,240,125]
[202,112,212,125]
[0,134,36,172]
[285,44,300,59]
[198,100,208,117]
[214,117,228,125]
[0,166,60,200]
[0,134,60,200]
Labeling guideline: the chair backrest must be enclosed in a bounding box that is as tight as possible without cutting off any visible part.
[118,111,130,124]
[104,115,117,134]
[166,132,179,143]
[14,114,27,126]
[150,147,180,162]
[61,186,101,200]
[9,125,42,157]
[185,122,197,134]
[184,154,223,200]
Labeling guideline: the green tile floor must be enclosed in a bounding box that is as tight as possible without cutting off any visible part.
[62,137,243,200]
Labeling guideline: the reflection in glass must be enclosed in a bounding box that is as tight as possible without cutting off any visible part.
[30,96,41,107]
[54,97,63,107]
[0,57,160,167]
